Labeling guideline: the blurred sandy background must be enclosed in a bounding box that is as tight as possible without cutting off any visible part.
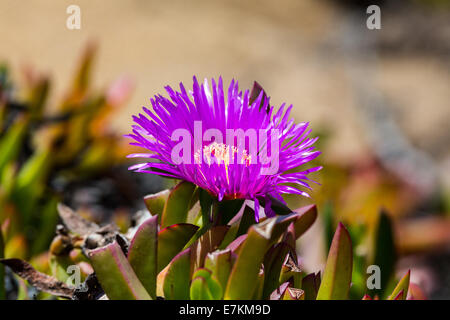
[0,0,449,166]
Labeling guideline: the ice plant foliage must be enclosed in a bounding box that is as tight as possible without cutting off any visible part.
[127,77,321,220]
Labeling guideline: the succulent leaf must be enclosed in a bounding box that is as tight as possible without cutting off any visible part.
[144,189,170,220]
[317,222,353,300]
[190,268,223,300]
[163,248,192,299]
[204,249,235,292]
[161,181,196,228]
[127,215,158,299]
[387,270,410,300]
[224,219,274,299]
[157,223,198,273]
[302,272,321,300]
[89,241,151,300]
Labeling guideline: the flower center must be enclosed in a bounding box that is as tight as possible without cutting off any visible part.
[194,142,252,184]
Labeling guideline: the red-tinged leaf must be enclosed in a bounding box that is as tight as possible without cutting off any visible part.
[224,219,275,299]
[191,226,229,270]
[262,242,292,299]
[268,205,317,243]
[144,189,169,221]
[161,181,196,228]
[387,270,410,300]
[127,215,158,299]
[270,282,289,300]
[393,290,404,300]
[89,242,151,300]
[317,222,353,300]
[205,250,236,293]
[157,223,198,273]
[302,272,321,300]
[163,248,192,300]
[292,204,317,239]
[407,282,427,300]
[225,234,247,254]
[283,287,305,300]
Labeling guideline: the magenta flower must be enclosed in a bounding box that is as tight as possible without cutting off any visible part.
[127,77,321,220]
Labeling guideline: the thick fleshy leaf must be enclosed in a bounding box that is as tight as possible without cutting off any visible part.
[225,234,247,254]
[163,248,192,300]
[262,242,292,299]
[224,219,275,299]
[144,189,169,220]
[127,215,158,299]
[302,272,321,300]
[370,209,396,298]
[191,226,230,270]
[292,204,317,239]
[205,250,235,292]
[157,223,198,273]
[89,241,151,300]
[190,268,223,300]
[387,270,410,300]
[266,204,317,244]
[161,181,196,228]
[252,270,265,300]
[317,222,353,300]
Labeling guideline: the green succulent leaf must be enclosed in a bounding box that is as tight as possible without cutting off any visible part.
[127,215,158,299]
[317,222,353,300]
[205,249,235,292]
[387,270,410,300]
[191,226,230,271]
[161,181,196,228]
[163,248,192,300]
[144,190,170,221]
[190,268,223,300]
[157,223,198,273]
[89,241,151,300]
[224,219,275,299]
